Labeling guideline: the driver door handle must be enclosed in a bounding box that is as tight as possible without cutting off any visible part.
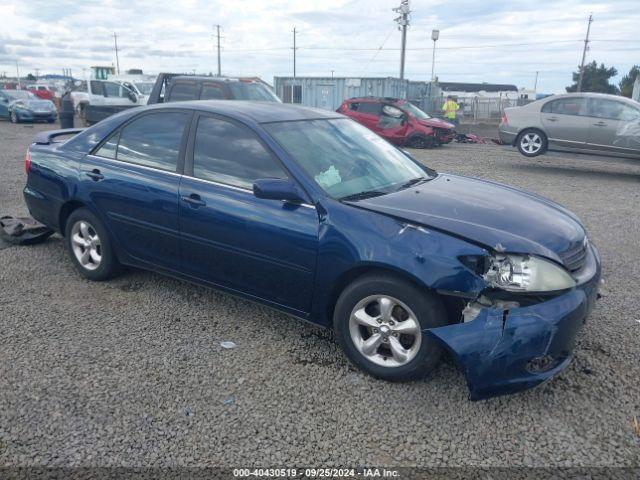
[84,169,104,181]
[546,117,558,122]
[593,121,607,127]
[181,193,206,208]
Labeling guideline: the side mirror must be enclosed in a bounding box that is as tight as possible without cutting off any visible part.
[127,91,138,103]
[253,178,305,203]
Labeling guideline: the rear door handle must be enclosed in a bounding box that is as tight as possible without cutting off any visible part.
[181,194,206,208]
[593,121,607,127]
[84,169,104,181]
[547,117,558,122]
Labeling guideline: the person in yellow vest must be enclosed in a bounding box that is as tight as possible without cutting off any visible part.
[442,95,460,126]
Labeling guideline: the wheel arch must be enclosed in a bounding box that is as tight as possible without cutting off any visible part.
[325,263,442,327]
[58,200,88,236]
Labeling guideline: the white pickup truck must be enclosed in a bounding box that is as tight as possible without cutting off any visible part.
[72,76,154,125]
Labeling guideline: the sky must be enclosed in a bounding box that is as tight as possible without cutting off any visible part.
[0,0,638,93]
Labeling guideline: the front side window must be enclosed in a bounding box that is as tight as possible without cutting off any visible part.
[193,116,286,189]
[110,112,189,171]
[265,119,429,199]
[542,97,585,116]
[588,98,640,121]
[104,82,125,98]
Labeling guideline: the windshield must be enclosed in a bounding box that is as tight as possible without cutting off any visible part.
[4,90,35,100]
[134,82,154,95]
[228,82,281,102]
[400,101,431,120]
[265,118,431,199]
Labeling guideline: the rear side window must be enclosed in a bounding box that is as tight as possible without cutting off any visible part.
[358,102,382,115]
[103,112,189,171]
[541,98,585,116]
[200,83,226,100]
[192,116,286,189]
[168,81,199,101]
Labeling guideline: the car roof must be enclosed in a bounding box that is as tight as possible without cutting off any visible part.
[143,100,344,123]
[346,96,403,103]
[543,92,640,105]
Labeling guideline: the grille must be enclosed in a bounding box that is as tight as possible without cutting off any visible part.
[559,241,587,273]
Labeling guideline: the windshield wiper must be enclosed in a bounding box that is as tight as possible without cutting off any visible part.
[398,177,428,189]
[339,190,388,201]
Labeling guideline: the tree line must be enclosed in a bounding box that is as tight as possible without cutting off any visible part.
[566,61,639,97]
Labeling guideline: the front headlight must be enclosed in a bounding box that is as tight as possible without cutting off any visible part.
[484,254,575,292]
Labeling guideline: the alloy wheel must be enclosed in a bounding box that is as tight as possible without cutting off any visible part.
[10,111,17,123]
[348,295,422,367]
[70,220,102,271]
[520,132,543,154]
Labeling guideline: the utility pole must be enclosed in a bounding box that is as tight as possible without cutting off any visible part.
[534,71,539,91]
[393,0,410,81]
[35,68,40,80]
[16,61,21,89]
[214,25,222,76]
[292,27,297,78]
[113,32,120,75]
[331,70,334,78]
[577,13,593,93]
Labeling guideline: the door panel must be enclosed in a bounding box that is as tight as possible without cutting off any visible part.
[81,111,190,270]
[178,113,319,313]
[540,97,589,148]
[179,179,319,312]
[587,98,640,154]
[376,104,409,144]
[81,156,182,270]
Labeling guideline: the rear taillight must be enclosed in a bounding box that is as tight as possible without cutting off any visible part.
[25,148,31,174]
[500,112,508,125]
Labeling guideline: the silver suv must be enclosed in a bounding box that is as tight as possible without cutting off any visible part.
[499,92,640,158]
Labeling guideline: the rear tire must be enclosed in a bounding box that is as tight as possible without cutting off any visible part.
[517,129,547,157]
[64,208,121,281]
[333,273,448,381]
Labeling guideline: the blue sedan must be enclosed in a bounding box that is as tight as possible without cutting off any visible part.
[0,89,57,123]
[23,101,601,400]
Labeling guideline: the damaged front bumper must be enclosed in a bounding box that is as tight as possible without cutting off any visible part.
[429,243,601,400]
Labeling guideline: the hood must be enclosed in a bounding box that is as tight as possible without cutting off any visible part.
[352,173,585,262]
[13,99,54,110]
[417,118,455,130]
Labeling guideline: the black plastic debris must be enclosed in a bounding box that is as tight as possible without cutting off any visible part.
[0,216,54,246]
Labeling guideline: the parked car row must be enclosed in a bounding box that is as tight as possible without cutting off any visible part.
[0,89,57,123]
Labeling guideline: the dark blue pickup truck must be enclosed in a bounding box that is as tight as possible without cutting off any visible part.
[23,100,601,400]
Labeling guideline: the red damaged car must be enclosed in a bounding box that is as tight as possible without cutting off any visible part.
[337,97,455,148]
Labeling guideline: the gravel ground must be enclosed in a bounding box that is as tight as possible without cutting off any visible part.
[0,119,639,469]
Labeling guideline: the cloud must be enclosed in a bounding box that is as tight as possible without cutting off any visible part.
[0,0,638,93]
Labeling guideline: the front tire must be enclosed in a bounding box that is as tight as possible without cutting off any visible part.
[517,129,547,157]
[10,111,19,123]
[64,208,121,281]
[333,273,448,381]
[406,134,434,149]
